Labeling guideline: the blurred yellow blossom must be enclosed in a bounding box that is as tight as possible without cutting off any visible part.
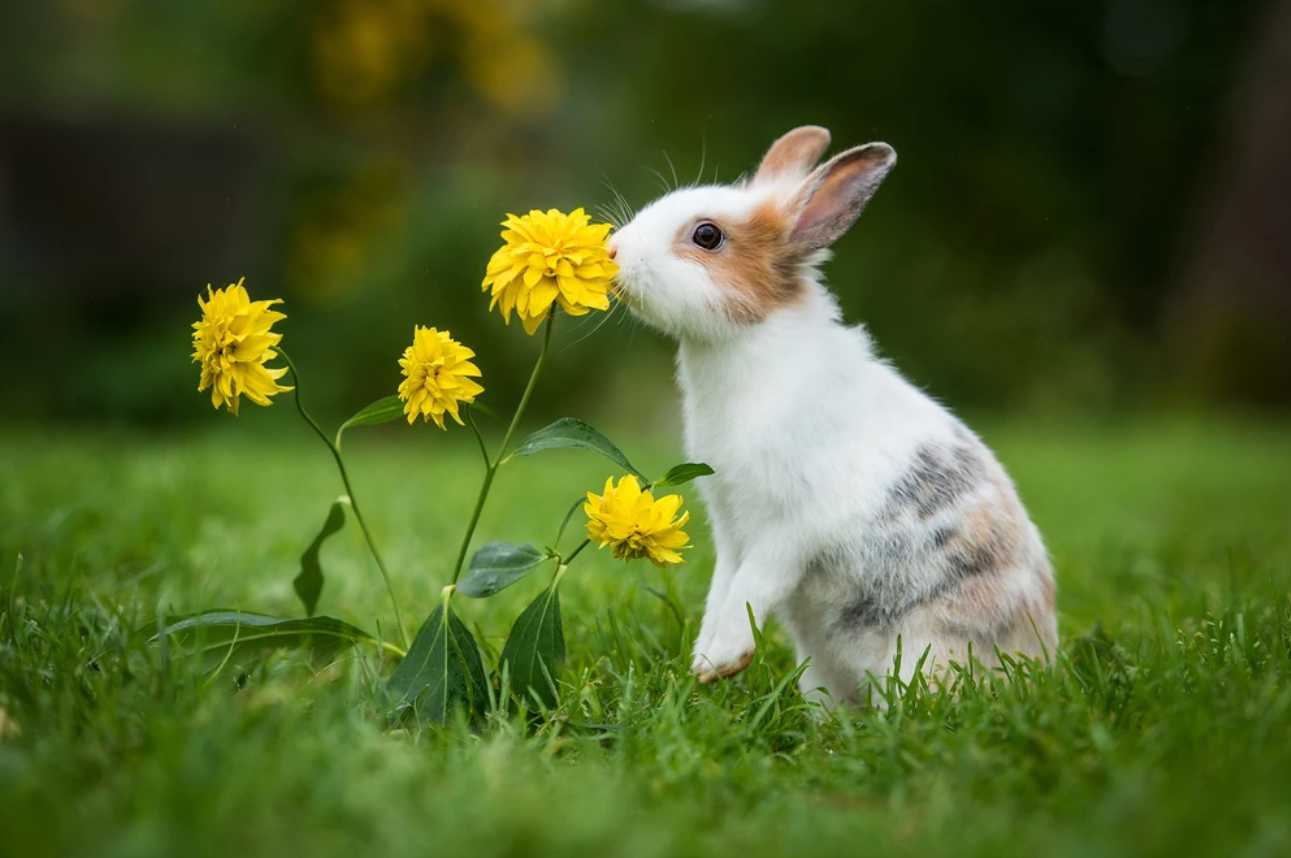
[312,0,558,113]
[314,0,428,107]
[191,279,292,415]
[396,325,484,428]
[459,15,558,113]
[584,475,690,567]
[481,208,618,335]
[287,163,408,301]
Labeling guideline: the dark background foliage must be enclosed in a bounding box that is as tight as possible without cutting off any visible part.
[2,0,1287,427]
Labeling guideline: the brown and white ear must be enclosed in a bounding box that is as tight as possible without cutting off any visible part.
[788,142,896,252]
[753,125,832,185]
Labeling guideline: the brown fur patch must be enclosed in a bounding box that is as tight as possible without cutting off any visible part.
[935,493,1025,586]
[674,203,805,324]
[950,573,1010,622]
[934,494,1056,659]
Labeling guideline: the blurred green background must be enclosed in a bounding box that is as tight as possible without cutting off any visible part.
[2,0,1289,429]
[4,7,1291,855]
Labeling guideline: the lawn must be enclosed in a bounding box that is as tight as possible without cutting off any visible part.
[2,416,1290,858]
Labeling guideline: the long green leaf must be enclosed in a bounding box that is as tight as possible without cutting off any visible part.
[387,604,488,722]
[508,418,645,478]
[458,541,551,598]
[335,395,404,447]
[499,582,565,709]
[294,497,348,617]
[150,611,379,661]
[655,462,715,487]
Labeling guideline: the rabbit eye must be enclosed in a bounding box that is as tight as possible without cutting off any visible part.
[692,222,724,251]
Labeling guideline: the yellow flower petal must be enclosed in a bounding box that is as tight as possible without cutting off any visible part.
[480,207,618,335]
[583,475,691,568]
[396,326,485,430]
[191,278,292,415]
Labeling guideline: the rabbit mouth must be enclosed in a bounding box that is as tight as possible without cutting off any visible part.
[610,278,659,327]
[608,267,642,306]
[609,280,635,307]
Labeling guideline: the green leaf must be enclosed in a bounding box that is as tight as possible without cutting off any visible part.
[294,497,348,617]
[387,604,488,722]
[335,395,404,447]
[655,462,715,488]
[458,541,552,598]
[499,581,565,709]
[509,418,645,478]
[150,611,379,662]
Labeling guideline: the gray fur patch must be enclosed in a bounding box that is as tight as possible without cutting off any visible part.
[836,593,884,629]
[834,518,1017,637]
[941,507,1020,585]
[885,442,985,520]
[830,434,1023,638]
[834,565,998,638]
[834,578,939,633]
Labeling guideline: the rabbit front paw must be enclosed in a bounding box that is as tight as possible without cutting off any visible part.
[691,620,755,683]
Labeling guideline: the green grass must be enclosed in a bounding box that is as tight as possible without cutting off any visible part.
[2,416,1290,858]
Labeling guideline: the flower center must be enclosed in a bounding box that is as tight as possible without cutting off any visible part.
[422,360,445,391]
[543,250,565,278]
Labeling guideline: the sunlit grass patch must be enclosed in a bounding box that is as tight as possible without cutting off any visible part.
[1,418,1290,858]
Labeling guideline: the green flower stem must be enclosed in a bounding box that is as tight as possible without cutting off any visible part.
[496,313,555,466]
[552,496,585,549]
[280,349,409,649]
[464,407,491,470]
[449,314,555,586]
[563,539,591,566]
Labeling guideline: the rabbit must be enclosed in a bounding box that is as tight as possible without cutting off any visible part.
[606,125,1057,704]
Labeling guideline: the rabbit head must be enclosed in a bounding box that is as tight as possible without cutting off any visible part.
[609,126,896,341]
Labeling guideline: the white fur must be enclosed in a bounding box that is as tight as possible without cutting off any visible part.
[608,140,1057,703]
[610,185,775,342]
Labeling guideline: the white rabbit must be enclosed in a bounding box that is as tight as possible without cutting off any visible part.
[607,126,1057,703]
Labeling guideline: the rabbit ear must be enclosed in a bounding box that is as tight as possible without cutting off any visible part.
[753,126,832,184]
[787,142,895,251]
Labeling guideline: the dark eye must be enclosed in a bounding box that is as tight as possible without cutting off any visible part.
[692,221,724,250]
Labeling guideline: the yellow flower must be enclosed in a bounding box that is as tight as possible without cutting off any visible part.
[191,278,292,415]
[481,208,618,334]
[584,475,690,567]
[396,326,484,428]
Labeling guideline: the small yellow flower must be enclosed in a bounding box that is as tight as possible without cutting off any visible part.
[191,278,292,415]
[396,326,484,428]
[584,475,690,567]
[481,208,618,335]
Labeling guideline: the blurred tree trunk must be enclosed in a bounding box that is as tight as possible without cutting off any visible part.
[1168,0,1291,406]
